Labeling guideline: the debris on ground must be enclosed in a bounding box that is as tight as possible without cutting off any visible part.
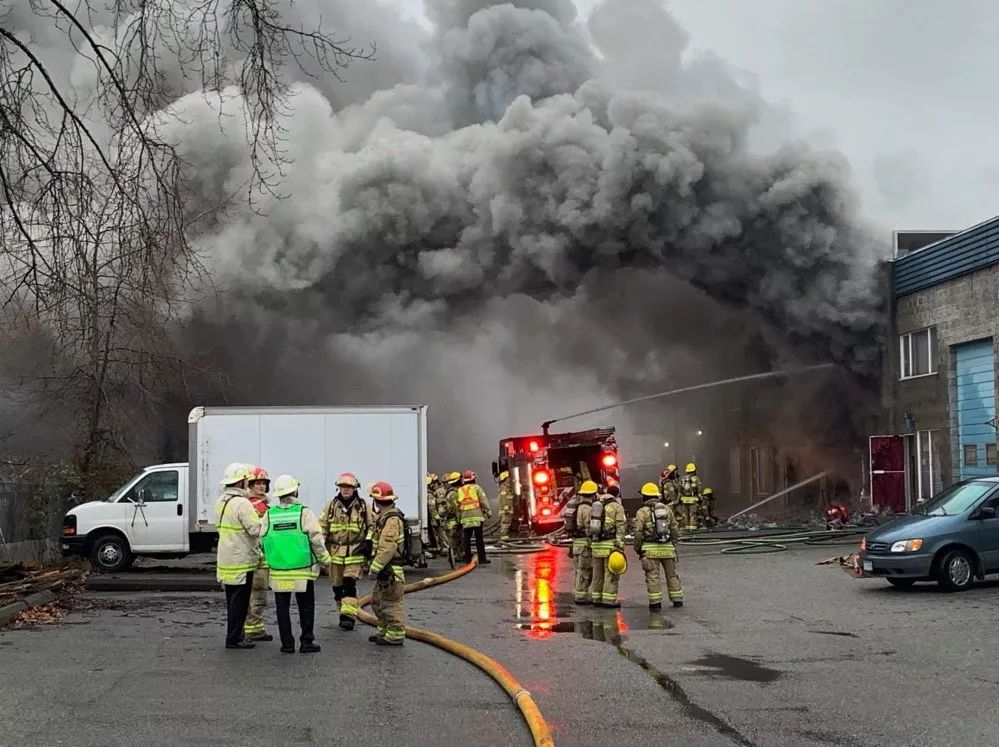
[5,594,146,629]
[0,561,88,608]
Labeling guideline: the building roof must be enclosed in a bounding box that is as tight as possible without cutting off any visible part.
[893,213,999,296]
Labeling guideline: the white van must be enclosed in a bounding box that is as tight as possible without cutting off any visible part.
[61,406,429,571]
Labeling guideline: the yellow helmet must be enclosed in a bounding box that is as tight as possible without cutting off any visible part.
[640,482,661,498]
[446,471,462,485]
[579,480,599,496]
[703,487,713,495]
[667,464,677,472]
[426,473,438,486]
[685,463,697,474]
[498,470,510,481]
[607,549,628,576]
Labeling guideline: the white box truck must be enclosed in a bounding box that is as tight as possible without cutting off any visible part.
[61,405,429,571]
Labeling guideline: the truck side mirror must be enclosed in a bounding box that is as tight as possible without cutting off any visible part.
[491,461,499,479]
[136,489,147,505]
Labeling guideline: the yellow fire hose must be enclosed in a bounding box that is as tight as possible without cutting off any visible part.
[356,560,555,747]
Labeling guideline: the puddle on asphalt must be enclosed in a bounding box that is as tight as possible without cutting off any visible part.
[689,653,782,683]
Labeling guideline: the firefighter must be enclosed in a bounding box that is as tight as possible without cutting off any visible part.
[659,464,680,509]
[633,482,683,609]
[568,480,598,604]
[699,487,719,528]
[588,484,627,607]
[456,470,492,564]
[678,463,702,531]
[426,474,442,555]
[497,470,514,542]
[443,472,463,555]
[431,474,453,554]
[214,462,262,649]
[319,472,373,631]
[242,466,272,642]
[367,481,407,647]
[263,474,332,653]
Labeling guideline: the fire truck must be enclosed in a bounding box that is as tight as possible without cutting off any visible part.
[491,427,619,535]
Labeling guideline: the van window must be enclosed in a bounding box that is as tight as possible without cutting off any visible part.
[122,471,179,503]
[913,481,995,517]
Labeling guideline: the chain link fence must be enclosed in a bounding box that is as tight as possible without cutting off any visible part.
[0,466,83,560]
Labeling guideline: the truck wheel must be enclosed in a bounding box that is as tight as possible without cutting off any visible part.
[90,534,133,572]
[887,578,915,589]
[935,549,974,592]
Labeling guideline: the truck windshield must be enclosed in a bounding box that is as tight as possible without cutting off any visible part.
[104,473,142,502]
[913,481,995,516]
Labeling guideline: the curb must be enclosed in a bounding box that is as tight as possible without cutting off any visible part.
[86,576,220,593]
[0,590,56,627]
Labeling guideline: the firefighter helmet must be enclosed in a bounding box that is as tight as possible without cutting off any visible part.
[640,482,661,498]
[248,466,270,487]
[446,471,462,485]
[462,470,476,483]
[660,465,677,481]
[579,480,599,496]
[336,472,360,488]
[220,463,252,487]
[369,481,396,503]
[273,474,301,498]
[607,549,628,576]
[703,487,714,496]
[685,463,697,474]
[498,470,510,482]
[426,473,438,485]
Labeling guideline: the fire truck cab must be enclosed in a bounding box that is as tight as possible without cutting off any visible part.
[491,428,619,535]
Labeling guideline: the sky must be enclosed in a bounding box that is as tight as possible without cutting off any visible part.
[397,0,999,242]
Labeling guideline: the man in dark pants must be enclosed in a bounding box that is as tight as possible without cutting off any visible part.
[456,471,492,565]
[214,462,262,650]
[224,576,254,646]
[263,474,332,653]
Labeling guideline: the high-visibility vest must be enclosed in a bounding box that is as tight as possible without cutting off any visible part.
[458,486,481,511]
[262,505,312,571]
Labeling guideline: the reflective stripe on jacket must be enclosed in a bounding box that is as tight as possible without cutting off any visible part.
[370,505,405,581]
[633,501,679,559]
[215,489,262,585]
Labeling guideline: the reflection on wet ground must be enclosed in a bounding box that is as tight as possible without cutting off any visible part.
[505,547,771,747]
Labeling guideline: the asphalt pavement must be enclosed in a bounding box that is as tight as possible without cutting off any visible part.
[2,541,997,746]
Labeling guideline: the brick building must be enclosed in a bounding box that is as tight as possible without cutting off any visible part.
[880,215,999,509]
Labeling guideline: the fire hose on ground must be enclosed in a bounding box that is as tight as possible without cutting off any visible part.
[356,561,555,747]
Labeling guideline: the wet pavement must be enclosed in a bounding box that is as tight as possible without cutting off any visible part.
[3,542,999,745]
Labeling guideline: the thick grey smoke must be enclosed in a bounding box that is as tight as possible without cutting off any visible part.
[9,0,884,478]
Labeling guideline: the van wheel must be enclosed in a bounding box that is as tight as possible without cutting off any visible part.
[935,549,974,592]
[90,534,133,572]
[887,578,915,589]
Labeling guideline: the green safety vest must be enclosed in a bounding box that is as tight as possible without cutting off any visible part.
[262,505,313,571]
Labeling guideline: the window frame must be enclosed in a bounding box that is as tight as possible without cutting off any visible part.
[120,470,180,503]
[964,444,979,467]
[899,327,937,380]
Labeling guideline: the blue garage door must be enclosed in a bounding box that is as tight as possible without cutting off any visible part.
[955,339,997,479]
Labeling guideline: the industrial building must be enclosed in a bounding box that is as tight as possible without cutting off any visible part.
[875,216,999,511]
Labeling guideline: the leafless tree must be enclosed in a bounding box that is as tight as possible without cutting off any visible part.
[0,0,372,488]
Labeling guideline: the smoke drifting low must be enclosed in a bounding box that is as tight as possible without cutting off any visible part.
[13,0,886,476]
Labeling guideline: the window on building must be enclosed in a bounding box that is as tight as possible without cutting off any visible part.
[964,444,979,467]
[900,327,937,379]
[905,430,940,507]
[988,444,998,466]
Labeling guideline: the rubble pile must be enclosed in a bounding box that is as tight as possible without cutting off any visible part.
[0,561,88,608]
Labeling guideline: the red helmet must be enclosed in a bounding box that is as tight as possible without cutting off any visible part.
[248,466,270,486]
[336,472,360,488]
[369,481,396,502]
[462,470,476,483]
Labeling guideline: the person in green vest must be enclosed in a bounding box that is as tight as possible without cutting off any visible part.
[262,474,332,654]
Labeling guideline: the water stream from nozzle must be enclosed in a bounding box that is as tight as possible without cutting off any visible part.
[541,363,838,433]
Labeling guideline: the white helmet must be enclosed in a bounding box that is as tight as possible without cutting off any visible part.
[220,462,252,487]
[273,474,301,499]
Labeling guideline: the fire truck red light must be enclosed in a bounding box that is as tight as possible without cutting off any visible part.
[541,508,552,517]
[602,454,617,467]
[529,440,540,452]
[533,471,549,485]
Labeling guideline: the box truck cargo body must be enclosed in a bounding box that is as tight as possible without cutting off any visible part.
[61,406,428,571]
